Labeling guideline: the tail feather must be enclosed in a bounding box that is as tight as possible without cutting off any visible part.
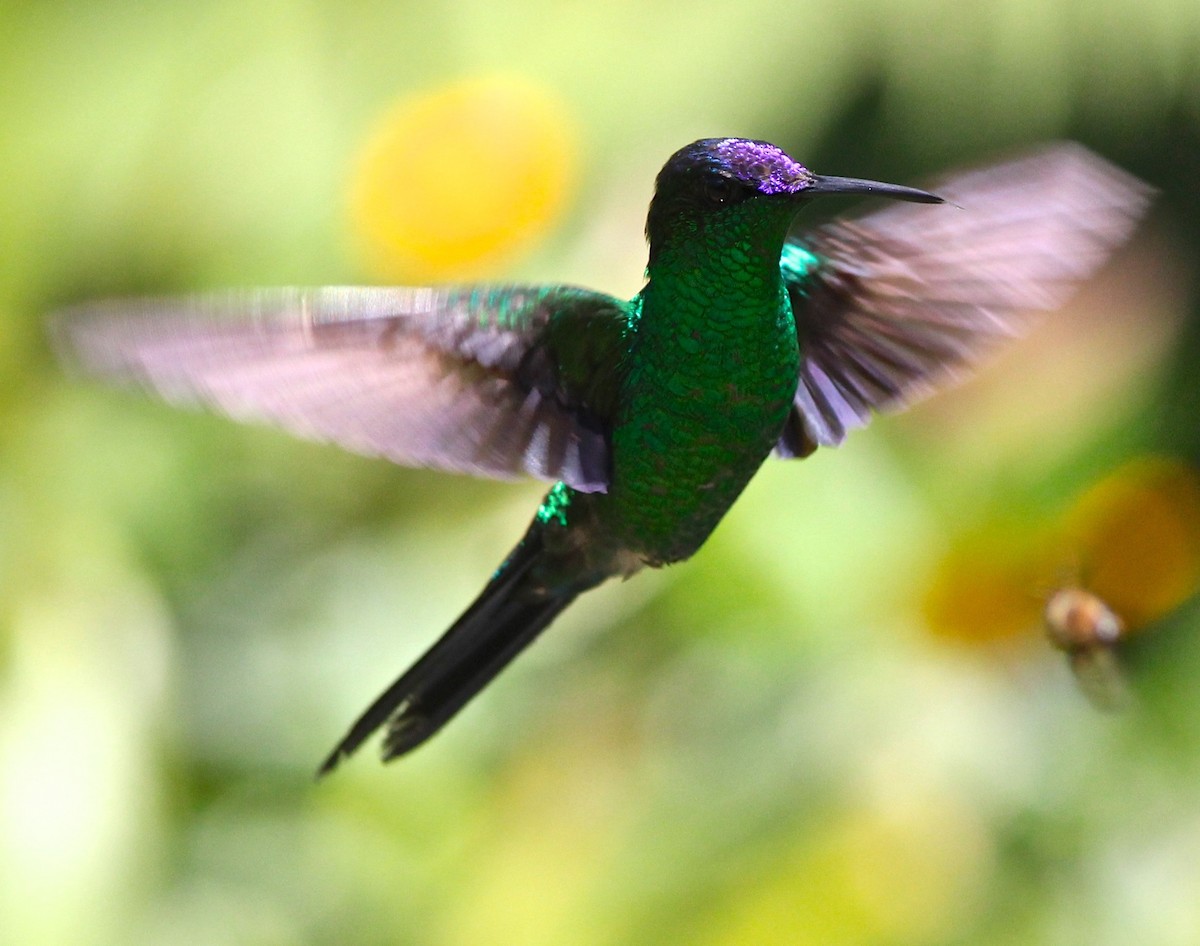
[317,528,578,776]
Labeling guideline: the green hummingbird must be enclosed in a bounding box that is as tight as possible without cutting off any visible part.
[55,138,1149,773]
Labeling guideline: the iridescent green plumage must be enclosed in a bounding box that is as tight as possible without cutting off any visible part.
[611,196,803,562]
[52,139,1152,771]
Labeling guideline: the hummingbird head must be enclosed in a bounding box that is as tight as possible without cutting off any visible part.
[645,137,942,259]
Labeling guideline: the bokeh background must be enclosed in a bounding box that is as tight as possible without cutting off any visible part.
[4,2,1200,944]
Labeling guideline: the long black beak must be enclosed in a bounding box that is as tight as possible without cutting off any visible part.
[808,174,943,204]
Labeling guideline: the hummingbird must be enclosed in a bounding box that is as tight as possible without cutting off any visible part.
[54,138,1150,773]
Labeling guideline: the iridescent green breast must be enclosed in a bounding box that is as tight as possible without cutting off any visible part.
[607,276,799,564]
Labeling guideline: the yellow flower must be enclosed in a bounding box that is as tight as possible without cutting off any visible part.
[922,456,1200,648]
[922,523,1049,645]
[349,76,577,281]
[1058,456,1200,629]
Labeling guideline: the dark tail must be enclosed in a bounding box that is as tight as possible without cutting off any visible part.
[317,525,580,776]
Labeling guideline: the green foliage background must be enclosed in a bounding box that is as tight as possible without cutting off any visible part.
[3,1,1200,944]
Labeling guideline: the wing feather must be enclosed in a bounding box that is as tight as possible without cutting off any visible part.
[54,285,628,491]
[779,143,1153,456]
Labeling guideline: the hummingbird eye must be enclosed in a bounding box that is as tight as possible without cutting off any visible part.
[703,174,740,206]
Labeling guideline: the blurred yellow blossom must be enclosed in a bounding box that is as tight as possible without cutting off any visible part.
[1056,456,1200,630]
[922,456,1200,651]
[922,522,1050,645]
[348,76,577,282]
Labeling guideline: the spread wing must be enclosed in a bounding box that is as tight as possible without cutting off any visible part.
[777,143,1154,457]
[53,285,630,492]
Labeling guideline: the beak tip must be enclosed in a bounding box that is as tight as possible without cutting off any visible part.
[807,174,945,206]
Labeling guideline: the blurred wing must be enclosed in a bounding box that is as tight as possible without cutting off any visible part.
[777,143,1154,457]
[1068,647,1131,712]
[54,285,630,492]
